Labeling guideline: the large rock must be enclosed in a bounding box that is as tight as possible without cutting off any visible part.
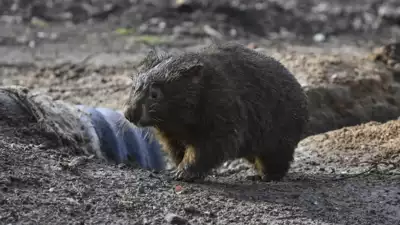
[257,46,400,137]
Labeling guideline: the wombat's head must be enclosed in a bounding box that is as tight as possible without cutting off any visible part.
[124,50,205,129]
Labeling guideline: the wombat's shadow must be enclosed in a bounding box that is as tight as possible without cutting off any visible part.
[194,172,396,224]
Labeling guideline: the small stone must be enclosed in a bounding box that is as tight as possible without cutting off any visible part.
[175,185,183,193]
[175,186,193,195]
[136,185,145,195]
[308,161,319,166]
[165,213,189,225]
[49,32,59,40]
[229,28,237,37]
[68,156,88,168]
[203,24,223,39]
[28,40,36,48]
[16,36,29,44]
[117,164,127,169]
[159,21,166,30]
[37,32,47,39]
[378,5,400,20]
[247,42,257,49]
[31,17,48,27]
[183,205,200,214]
[174,185,195,194]
[142,217,150,225]
[175,0,187,6]
[313,33,326,42]
[392,63,400,71]
[204,211,217,217]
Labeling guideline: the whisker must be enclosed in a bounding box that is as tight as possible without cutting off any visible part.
[153,117,164,123]
[115,117,132,136]
[144,130,151,141]
[146,130,156,142]
[149,103,159,109]
[115,120,124,136]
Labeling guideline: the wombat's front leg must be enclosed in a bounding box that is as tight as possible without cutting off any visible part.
[153,129,186,166]
[171,138,237,182]
[163,139,186,167]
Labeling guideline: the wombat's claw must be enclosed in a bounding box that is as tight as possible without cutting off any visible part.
[170,168,204,182]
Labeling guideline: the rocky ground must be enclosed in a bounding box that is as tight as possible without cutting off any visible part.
[1,0,400,224]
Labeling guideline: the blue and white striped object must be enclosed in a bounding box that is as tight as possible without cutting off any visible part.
[77,105,165,171]
[0,86,165,171]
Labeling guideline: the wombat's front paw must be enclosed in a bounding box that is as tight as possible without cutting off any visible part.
[170,166,206,182]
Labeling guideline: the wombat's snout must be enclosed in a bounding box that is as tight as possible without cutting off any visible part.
[124,104,142,125]
[124,103,153,127]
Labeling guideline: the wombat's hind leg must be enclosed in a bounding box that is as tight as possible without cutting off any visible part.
[244,155,264,181]
[250,146,295,182]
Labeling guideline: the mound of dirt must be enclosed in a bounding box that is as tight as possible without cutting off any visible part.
[295,119,400,175]
[255,46,400,136]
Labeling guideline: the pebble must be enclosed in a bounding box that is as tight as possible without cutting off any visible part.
[136,185,145,195]
[175,185,183,193]
[68,156,88,168]
[313,33,326,42]
[183,205,201,214]
[378,5,400,20]
[165,213,190,225]
[203,211,216,218]
[229,28,237,37]
[203,24,223,39]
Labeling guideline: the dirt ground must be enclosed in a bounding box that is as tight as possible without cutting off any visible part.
[1,0,400,224]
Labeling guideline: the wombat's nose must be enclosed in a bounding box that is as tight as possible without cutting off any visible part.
[123,105,141,124]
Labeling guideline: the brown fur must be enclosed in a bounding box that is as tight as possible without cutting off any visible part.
[124,42,309,182]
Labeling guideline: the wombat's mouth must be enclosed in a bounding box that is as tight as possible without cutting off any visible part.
[136,117,154,127]
[124,104,154,128]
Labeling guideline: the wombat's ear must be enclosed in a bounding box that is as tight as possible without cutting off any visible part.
[181,62,204,84]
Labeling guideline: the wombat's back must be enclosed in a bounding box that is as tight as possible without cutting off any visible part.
[199,42,308,151]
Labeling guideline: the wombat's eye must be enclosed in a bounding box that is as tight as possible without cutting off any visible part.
[149,84,163,100]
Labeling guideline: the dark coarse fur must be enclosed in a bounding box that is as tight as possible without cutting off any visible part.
[124,42,309,182]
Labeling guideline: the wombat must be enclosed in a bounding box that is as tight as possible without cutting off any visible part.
[123,42,309,182]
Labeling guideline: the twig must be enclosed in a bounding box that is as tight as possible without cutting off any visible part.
[332,160,400,181]
[332,165,377,181]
